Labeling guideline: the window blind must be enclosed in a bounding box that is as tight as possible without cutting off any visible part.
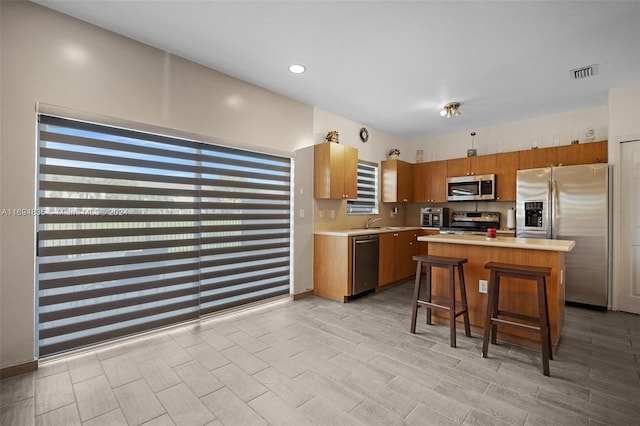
[37,115,291,357]
[347,161,379,214]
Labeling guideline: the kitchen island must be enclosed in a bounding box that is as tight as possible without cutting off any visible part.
[416,234,575,349]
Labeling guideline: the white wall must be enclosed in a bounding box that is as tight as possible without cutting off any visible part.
[405,107,609,161]
[0,1,314,369]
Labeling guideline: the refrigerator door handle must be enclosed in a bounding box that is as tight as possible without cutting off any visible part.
[552,180,558,238]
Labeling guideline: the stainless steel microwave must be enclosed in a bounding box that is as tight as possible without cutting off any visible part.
[446,174,496,201]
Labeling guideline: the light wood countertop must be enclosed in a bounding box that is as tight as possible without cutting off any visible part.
[417,233,575,252]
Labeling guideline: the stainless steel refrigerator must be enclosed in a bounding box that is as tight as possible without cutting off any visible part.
[516,163,609,308]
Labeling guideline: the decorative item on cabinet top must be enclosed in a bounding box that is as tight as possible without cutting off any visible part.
[388,148,400,160]
[325,130,339,143]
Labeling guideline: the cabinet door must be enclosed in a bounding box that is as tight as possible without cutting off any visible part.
[495,151,518,201]
[381,159,412,203]
[447,158,470,177]
[412,163,429,202]
[470,154,497,175]
[557,141,607,166]
[518,147,557,170]
[342,145,358,199]
[378,232,396,286]
[314,144,358,199]
[313,235,350,301]
[397,160,413,202]
[428,160,448,202]
[396,231,416,280]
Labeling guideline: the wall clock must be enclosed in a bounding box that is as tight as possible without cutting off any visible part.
[359,127,369,143]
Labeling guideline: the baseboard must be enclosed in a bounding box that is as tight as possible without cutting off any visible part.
[0,360,38,379]
[291,290,314,300]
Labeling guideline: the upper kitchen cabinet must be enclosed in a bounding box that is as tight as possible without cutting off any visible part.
[495,151,519,201]
[518,146,558,170]
[413,160,448,203]
[557,140,608,166]
[381,159,413,203]
[447,154,496,176]
[314,143,358,199]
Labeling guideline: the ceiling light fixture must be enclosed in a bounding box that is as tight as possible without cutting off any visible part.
[288,64,306,74]
[440,102,461,118]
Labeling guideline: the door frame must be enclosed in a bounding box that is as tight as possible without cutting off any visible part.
[611,134,640,312]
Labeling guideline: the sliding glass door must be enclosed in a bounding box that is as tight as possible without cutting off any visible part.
[36,115,291,357]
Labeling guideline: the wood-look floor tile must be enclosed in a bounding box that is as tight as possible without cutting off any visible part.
[82,408,128,426]
[67,353,103,384]
[210,363,267,403]
[113,379,165,426]
[433,379,528,426]
[201,387,267,426]
[291,349,350,381]
[383,374,472,424]
[152,340,193,368]
[34,360,68,379]
[292,370,362,413]
[100,354,142,388]
[219,345,268,375]
[72,375,118,421]
[168,328,203,349]
[140,414,177,426]
[484,383,588,425]
[34,371,75,415]
[197,330,236,352]
[254,347,307,379]
[172,360,223,398]
[35,403,80,426]
[246,391,312,426]
[226,330,269,354]
[256,333,305,358]
[253,367,315,408]
[137,357,181,393]
[0,372,34,407]
[0,397,35,426]
[185,343,230,371]
[156,383,215,426]
[403,403,460,426]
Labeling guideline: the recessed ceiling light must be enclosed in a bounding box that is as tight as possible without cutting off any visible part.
[288,64,306,74]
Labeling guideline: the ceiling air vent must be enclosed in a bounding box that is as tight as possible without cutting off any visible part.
[571,64,598,80]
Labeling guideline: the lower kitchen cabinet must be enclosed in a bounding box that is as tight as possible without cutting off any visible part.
[379,230,422,287]
[314,234,351,302]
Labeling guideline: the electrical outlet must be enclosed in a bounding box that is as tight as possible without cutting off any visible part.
[319,209,325,219]
[479,280,488,294]
[330,210,335,219]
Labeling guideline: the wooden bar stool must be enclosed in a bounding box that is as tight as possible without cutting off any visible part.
[410,255,471,348]
[482,262,553,376]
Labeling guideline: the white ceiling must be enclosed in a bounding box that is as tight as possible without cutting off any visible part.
[33,1,640,140]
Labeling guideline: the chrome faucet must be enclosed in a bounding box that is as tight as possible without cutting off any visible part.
[365,217,383,229]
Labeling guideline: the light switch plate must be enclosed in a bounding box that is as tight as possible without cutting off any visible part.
[479,280,488,294]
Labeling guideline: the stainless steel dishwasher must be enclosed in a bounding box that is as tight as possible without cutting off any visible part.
[352,234,379,296]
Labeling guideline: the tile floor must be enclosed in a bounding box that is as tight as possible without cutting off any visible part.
[1,281,639,425]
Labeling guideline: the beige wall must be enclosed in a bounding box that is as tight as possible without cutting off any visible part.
[406,106,609,161]
[0,1,314,368]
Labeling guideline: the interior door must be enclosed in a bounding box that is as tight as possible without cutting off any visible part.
[620,141,640,314]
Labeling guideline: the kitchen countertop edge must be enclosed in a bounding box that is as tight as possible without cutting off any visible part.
[417,234,575,252]
[315,226,424,237]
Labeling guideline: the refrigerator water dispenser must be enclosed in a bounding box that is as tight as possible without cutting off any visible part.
[524,201,544,228]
